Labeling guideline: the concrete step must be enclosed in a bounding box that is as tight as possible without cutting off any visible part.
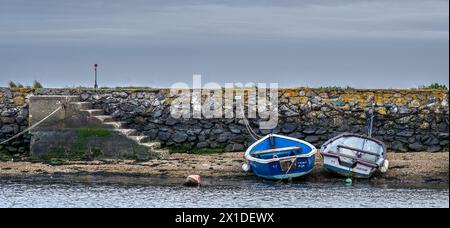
[81,109,104,116]
[114,128,140,136]
[127,135,153,144]
[140,141,162,149]
[93,115,115,123]
[103,121,128,129]
[71,102,92,110]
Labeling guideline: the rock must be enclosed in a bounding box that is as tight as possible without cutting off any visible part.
[409,100,421,108]
[1,117,15,124]
[423,136,440,146]
[288,132,305,139]
[304,136,319,143]
[80,93,90,101]
[284,110,298,117]
[1,125,15,134]
[281,123,297,134]
[217,133,231,143]
[145,129,159,139]
[111,110,123,118]
[438,133,449,140]
[419,122,430,129]
[391,141,408,152]
[196,142,209,148]
[395,116,413,124]
[408,143,426,152]
[228,124,241,134]
[191,127,203,135]
[310,97,321,104]
[212,128,224,134]
[172,132,188,143]
[134,116,147,125]
[188,135,197,142]
[377,107,387,115]
[113,92,128,98]
[315,128,327,135]
[165,117,179,126]
[427,145,442,153]
[119,102,135,112]
[150,109,162,118]
[303,127,316,135]
[396,131,414,137]
[398,106,412,114]
[318,93,328,99]
[383,135,394,142]
[225,143,245,152]
[16,115,27,124]
[201,122,213,129]
[1,110,15,117]
[157,131,171,141]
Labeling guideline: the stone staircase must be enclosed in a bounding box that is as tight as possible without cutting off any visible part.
[75,102,168,158]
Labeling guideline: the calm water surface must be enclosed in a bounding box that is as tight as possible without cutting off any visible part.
[0,181,448,208]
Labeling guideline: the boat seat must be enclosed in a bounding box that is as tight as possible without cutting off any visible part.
[252,146,302,158]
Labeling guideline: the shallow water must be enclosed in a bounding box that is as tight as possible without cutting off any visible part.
[0,181,448,208]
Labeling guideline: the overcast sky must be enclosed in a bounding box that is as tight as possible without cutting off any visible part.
[0,0,448,88]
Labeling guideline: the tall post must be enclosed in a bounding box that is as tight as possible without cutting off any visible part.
[94,64,98,89]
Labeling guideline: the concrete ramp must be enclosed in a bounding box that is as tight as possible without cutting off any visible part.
[29,95,165,161]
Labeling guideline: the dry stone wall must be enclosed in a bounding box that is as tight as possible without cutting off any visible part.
[1,87,448,155]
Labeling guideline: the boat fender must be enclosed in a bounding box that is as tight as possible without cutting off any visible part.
[242,163,251,172]
[379,159,389,173]
[184,175,201,187]
[344,178,353,185]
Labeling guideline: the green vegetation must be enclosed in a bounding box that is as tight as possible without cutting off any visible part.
[8,81,17,88]
[114,86,154,90]
[78,128,112,139]
[33,80,43,89]
[164,144,225,154]
[420,83,448,91]
[26,128,112,164]
[0,152,12,162]
[318,86,355,90]
[7,80,44,89]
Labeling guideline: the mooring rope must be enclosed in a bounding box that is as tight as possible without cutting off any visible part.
[242,113,263,140]
[0,104,63,145]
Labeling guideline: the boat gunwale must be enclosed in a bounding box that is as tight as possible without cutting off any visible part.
[320,132,388,161]
[245,134,317,164]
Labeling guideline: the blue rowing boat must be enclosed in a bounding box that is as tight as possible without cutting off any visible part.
[244,134,317,180]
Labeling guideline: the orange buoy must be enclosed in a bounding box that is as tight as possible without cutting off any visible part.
[184,175,201,187]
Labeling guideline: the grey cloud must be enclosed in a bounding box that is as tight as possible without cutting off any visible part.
[0,0,448,88]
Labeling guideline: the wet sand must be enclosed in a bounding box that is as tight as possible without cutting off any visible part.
[0,152,448,188]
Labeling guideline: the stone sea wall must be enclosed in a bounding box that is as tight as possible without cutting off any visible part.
[1,87,448,155]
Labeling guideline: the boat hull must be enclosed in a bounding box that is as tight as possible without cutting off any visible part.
[322,155,375,178]
[320,133,387,179]
[249,155,316,180]
[245,134,317,180]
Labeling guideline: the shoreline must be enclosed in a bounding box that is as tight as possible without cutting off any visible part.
[0,152,448,189]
